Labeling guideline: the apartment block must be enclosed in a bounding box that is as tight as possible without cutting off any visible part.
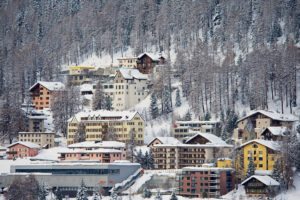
[67,110,144,145]
[117,57,138,68]
[68,66,95,85]
[178,166,235,198]
[7,142,40,159]
[19,132,55,148]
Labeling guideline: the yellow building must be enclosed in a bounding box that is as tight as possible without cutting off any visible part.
[117,57,138,68]
[67,110,144,145]
[217,158,232,168]
[236,139,280,178]
[68,67,95,85]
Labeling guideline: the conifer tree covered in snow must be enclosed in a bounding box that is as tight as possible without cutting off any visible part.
[39,183,49,200]
[92,191,101,200]
[54,188,63,200]
[204,112,211,121]
[104,96,113,111]
[76,180,88,200]
[170,191,178,200]
[155,189,162,200]
[185,110,192,121]
[92,80,104,110]
[142,188,152,198]
[162,85,172,114]
[150,92,159,119]
[175,89,181,107]
[246,155,255,179]
[272,159,281,182]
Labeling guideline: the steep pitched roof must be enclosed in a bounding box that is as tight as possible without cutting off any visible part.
[242,175,280,186]
[118,68,148,80]
[147,137,181,146]
[7,141,40,149]
[137,52,164,61]
[239,139,280,151]
[68,141,125,148]
[261,126,289,136]
[185,131,228,146]
[237,110,297,123]
[29,81,65,91]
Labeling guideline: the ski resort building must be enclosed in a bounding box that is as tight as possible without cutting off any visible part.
[151,133,233,169]
[0,162,142,197]
[67,110,144,145]
[233,110,296,145]
[178,166,235,198]
[29,81,65,110]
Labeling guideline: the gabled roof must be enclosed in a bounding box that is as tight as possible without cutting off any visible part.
[147,137,181,146]
[7,141,40,149]
[237,110,297,123]
[118,68,148,80]
[242,175,280,186]
[239,139,280,151]
[185,131,228,146]
[29,81,65,92]
[137,52,164,61]
[59,148,121,154]
[261,127,289,136]
[68,110,140,122]
[68,141,125,148]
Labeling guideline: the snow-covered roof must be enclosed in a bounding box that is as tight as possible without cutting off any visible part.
[7,141,40,149]
[0,146,7,150]
[239,139,280,151]
[68,110,139,122]
[242,175,280,186]
[237,110,297,123]
[80,84,93,91]
[185,131,229,146]
[176,120,221,125]
[137,52,164,61]
[29,81,65,91]
[148,137,181,146]
[182,167,233,172]
[261,126,289,136]
[59,148,121,154]
[118,68,148,80]
[153,143,233,148]
[68,141,125,148]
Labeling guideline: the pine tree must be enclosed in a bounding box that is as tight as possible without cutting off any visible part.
[92,191,101,200]
[220,110,225,122]
[221,126,227,141]
[92,80,104,110]
[54,188,63,200]
[204,112,211,121]
[39,183,49,200]
[170,191,178,200]
[272,159,281,182]
[148,149,154,169]
[150,92,159,119]
[175,89,181,107]
[155,189,162,200]
[76,180,88,200]
[142,151,149,169]
[246,155,255,178]
[162,85,172,114]
[185,110,192,121]
[104,96,113,111]
[142,188,152,198]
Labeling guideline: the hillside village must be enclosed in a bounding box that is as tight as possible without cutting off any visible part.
[0,52,300,200]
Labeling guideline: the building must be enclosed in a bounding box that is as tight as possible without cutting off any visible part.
[58,149,122,162]
[233,110,296,145]
[242,175,279,198]
[235,139,280,178]
[172,121,222,142]
[217,158,232,168]
[0,146,7,159]
[18,132,55,148]
[7,142,40,159]
[0,162,142,197]
[147,137,181,147]
[151,132,233,169]
[113,68,149,111]
[117,57,138,68]
[260,126,289,141]
[67,110,144,145]
[68,66,96,85]
[29,81,65,110]
[178,166,235,198]
[136,52,165,74]
[68,141,128,160]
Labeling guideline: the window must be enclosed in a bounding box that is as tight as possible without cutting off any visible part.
[259,164,263,167]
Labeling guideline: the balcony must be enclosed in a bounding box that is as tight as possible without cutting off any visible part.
[209,185,220,189]
[209,179,220,183]
[210,174,220,177]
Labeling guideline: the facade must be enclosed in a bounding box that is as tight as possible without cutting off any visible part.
[172,121,222,142]
[68,141,128,160]
[117,57,138,68]
[260,126,289,141]
[19,132,55,148]
[217,158,232,168]
[242,175,279,198]
[7,142,40,159]
[58,149,122,163]
[235,140,280,178]
[179,167,235,198]
[113,68,148,111]
[136,53,165,74]
[0,162,142,197]
[68,67,95,85]
[29,81,65,110]
[67,110,144,145]
[151,133,233,169]
[233,110,296,145]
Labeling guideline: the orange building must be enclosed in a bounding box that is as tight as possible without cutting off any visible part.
[58,149,122,163]
[7,142,40,159]
[29,81,65,110]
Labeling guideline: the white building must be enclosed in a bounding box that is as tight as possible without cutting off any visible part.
[113,68,149,111]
